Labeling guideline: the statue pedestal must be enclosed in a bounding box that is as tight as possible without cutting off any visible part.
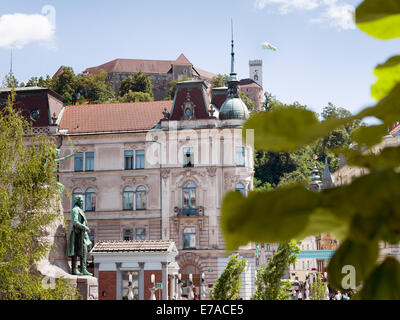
[36,194,98,300]
[76,276,98,300]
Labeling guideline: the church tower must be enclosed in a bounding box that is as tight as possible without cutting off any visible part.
[249,59,263,88]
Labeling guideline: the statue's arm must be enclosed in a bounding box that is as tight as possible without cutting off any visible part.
[56,151,76,163]
[71,208,89,231]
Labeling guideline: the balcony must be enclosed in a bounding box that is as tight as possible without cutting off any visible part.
[174,206,204,217]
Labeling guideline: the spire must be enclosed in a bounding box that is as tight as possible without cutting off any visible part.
[309,164,322,192]
[9,49,13,77]
[229,19,238,83]
[231,19,235,75]
[322,157,334,189]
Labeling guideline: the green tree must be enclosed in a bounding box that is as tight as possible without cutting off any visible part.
[119,72,153,97]
[209,254,247,300]
[221,0,400,299]
[263,91,276,112]
[119,90,154,103]
[50,67,78,105]
[239,91,255,112]
[166,76,192,100]
[2,74,19,88]
[252,241,300,300]
[210,74,229,88]
[0,89,78,299]
[78,69,115,104]
[310,273,327,300]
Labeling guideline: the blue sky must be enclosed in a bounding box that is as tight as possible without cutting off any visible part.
[0,0,399,117]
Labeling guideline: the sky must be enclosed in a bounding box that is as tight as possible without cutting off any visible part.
[0,0,399,117]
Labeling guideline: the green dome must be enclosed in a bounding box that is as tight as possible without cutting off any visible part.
[219,97,250,120]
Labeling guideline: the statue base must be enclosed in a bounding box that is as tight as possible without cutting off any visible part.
[36,193,98,300]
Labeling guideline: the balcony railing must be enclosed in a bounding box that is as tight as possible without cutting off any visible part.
[174,206,204,217]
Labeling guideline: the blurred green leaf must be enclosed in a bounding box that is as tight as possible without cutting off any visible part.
[356,0,400,39]
[338,146,400,171]
[358,83,400,125]
[371,56,400,101]
[221,186,320,250]
[354,258,400,300]
[244,106,351,152]
[327,239,379,290]
[351,124,386,147]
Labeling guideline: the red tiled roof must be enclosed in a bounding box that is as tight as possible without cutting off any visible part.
[174,53,192,65]
[85,58,174,75]
[59,100,172,134]
[193,67,216,81]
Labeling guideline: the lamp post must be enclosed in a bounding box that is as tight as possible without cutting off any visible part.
[177,273,182,300]
[149,274,156,300]
[128,272,134,300]
[200,272,206,300]
[187,273,194,300]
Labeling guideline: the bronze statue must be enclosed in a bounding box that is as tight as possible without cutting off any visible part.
[66,195,92,276]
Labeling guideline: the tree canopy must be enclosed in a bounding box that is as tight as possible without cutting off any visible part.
[0,90,78,299]
[209,254,247,300]
[222,0,400,299]
[118,71,153,99]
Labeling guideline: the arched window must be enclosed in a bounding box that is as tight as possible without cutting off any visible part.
[72,188,83,208]
[122,186,134,210]
[136,186,146,210]
[235,183,246,196]
[182,181,196,216]
[85,187,96,211]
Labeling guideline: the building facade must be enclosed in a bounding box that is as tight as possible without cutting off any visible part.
[249,60,263,88]
[83,54,216,100]
[56,41,256,299]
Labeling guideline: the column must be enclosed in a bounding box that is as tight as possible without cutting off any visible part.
[94,263,99,279]
[139,262,145,300]
[161,261,168,300]
[116,263,122,300]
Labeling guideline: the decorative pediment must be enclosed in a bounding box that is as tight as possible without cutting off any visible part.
[181,91,196,120]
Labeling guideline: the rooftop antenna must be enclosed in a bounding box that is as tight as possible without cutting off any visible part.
[231,18,234,75]
[9,49,13,77]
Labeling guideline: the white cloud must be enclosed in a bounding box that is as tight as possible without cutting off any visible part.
[315,0,355,30]
[0,12,55,49]
[254,0,321,14]
[254,0,355,30]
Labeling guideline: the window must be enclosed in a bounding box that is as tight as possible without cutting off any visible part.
[123,228,133,241]
[235,147,245,166]
[183,68,187,73]
[72,187,83,208]
[254,75,258,81]
[123,186,134,210]
[74,153,84,172]
[85,187,96,211]
[183,147,194,167]
[135,150,145,169]
[135,228,146,240]
[162,76,167,81]
[183,227,196,249]
[85,152,94,171]
[235,183,246,196]
[182,181,196,215]
[136,186,146,210]
[124,150,134,170]
[155,76,159,83]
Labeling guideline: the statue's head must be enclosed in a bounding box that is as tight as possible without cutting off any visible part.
[73,195,84,208]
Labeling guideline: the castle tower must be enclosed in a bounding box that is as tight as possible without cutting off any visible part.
[249,60,263,88]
